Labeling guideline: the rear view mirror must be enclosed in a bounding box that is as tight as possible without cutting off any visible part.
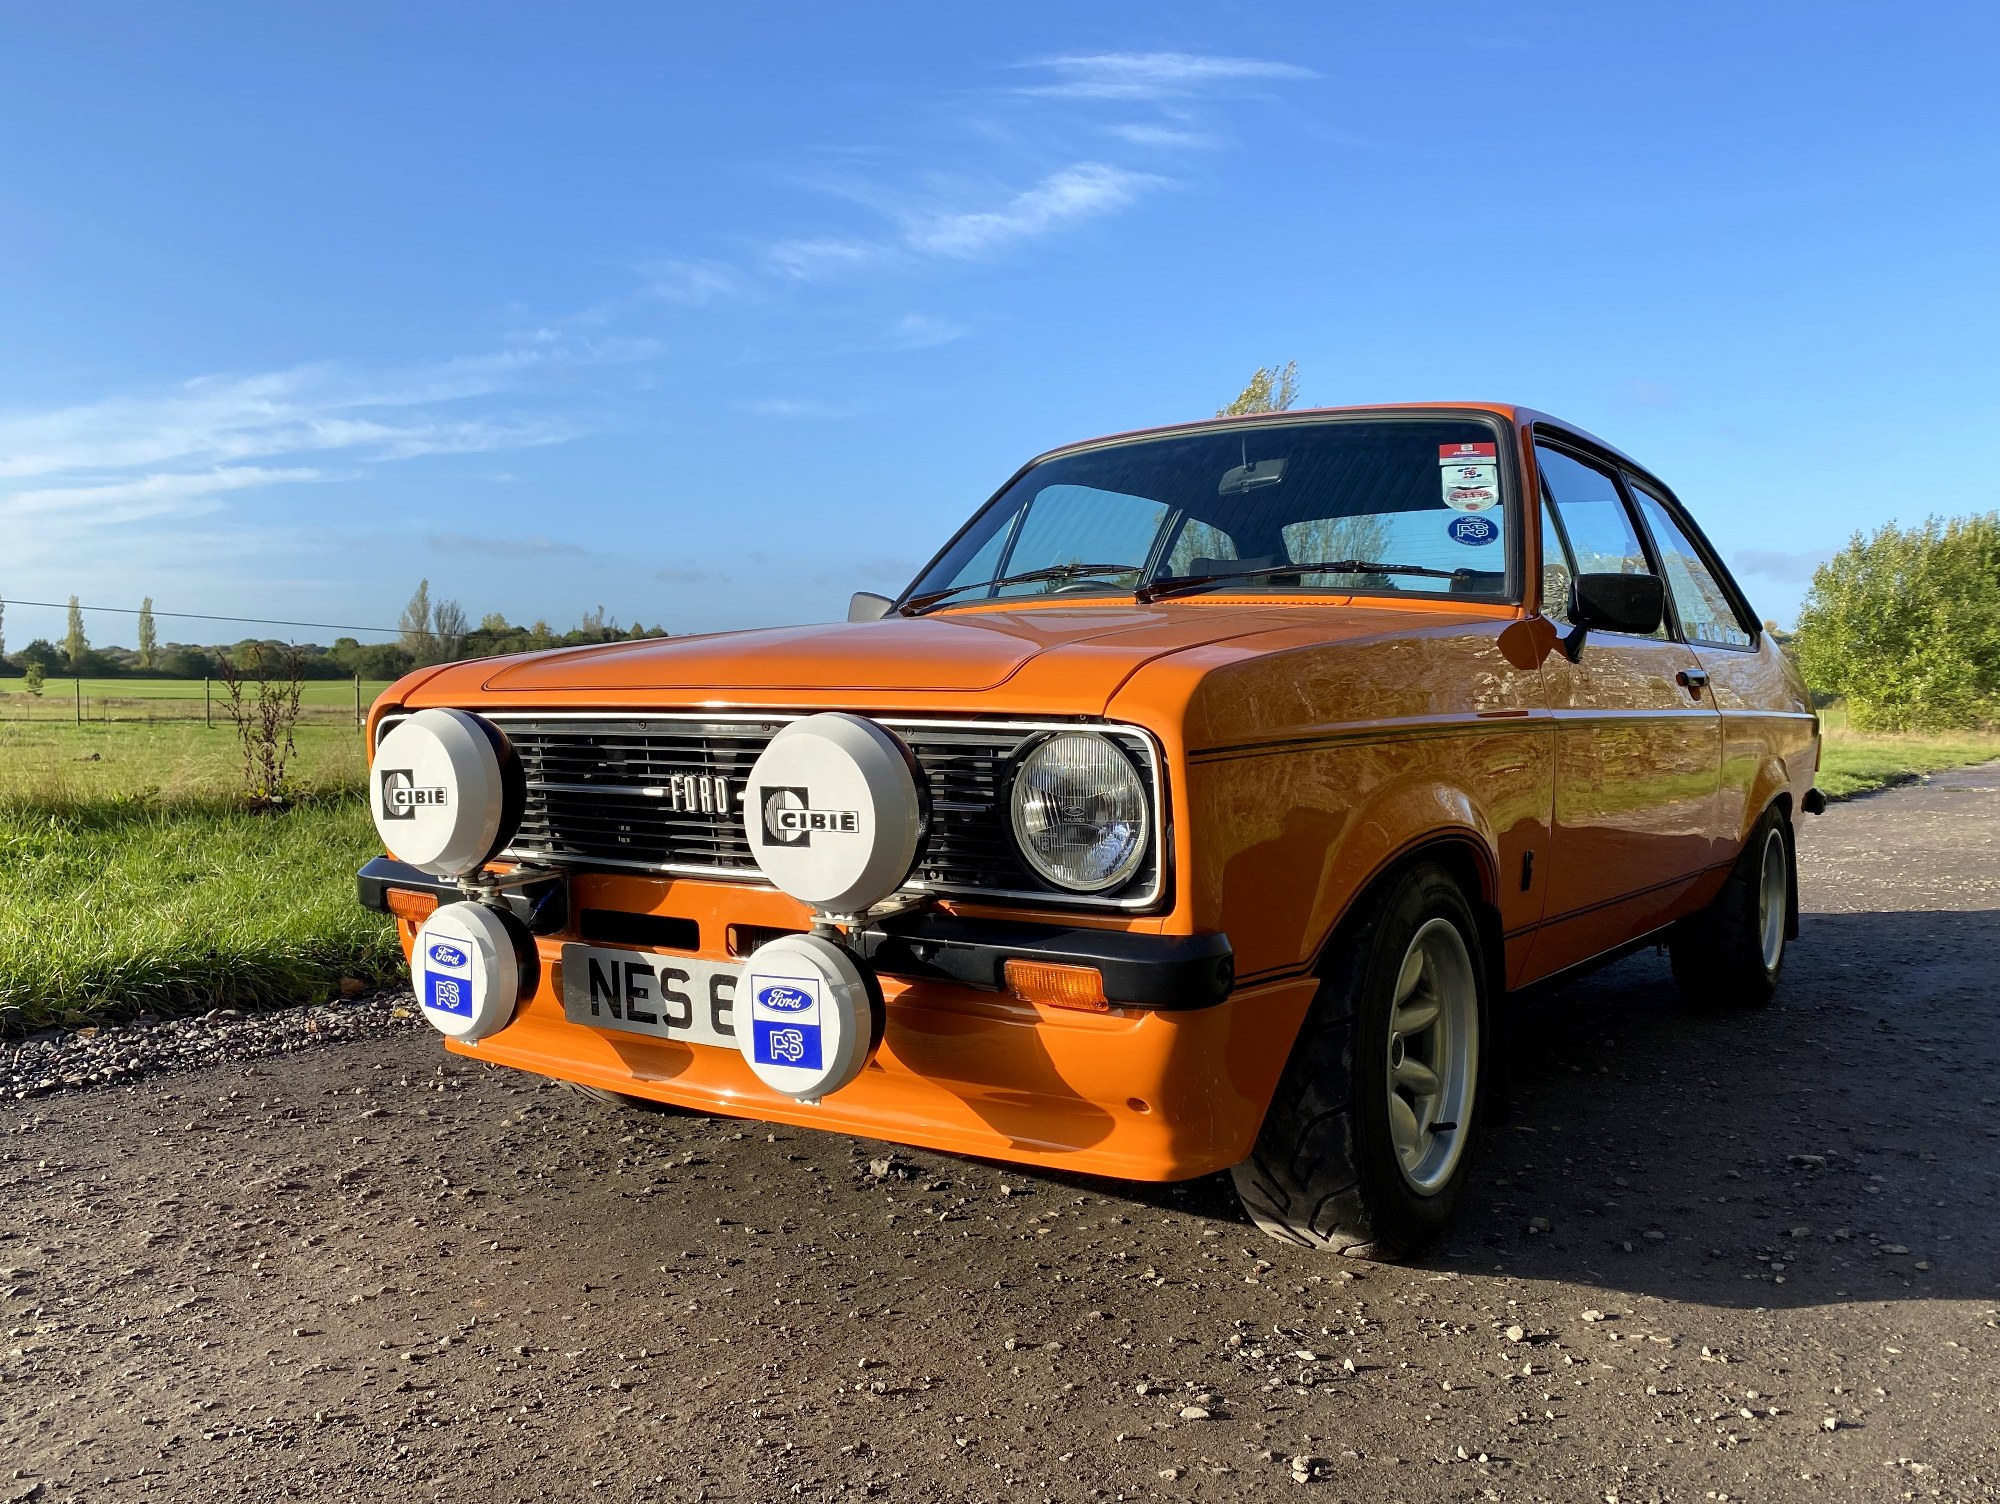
[1563,572,1665,659]
[848,591,894,623]
[1217,457,1286,495]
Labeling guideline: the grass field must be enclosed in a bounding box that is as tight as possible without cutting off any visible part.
[0,677,392,725]
[0,720,398,1035]
[1816,704,2000,799]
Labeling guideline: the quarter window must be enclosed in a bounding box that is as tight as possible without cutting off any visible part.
[1540,507,1573,625]
[1627,481,1754,648]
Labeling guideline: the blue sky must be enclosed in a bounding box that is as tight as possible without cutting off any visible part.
[2,2,1996,648]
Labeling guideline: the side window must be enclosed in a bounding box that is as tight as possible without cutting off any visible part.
[1534,443,1666,638]
[1539,507,1573,625]
[1627,481,1754,648]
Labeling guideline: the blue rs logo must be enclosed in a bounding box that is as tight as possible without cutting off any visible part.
[428,943,468,968]
[757,985,813,1012]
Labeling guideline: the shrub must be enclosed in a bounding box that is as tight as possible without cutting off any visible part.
[1794,514,2000,731]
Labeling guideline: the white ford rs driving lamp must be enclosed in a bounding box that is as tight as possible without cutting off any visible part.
[410,900,538,1042]
[371,708,535,1043]
[734,713,928,1100]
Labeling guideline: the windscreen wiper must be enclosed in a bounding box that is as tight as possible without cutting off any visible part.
[899,562,1141,616]
[1137,559,1477,603]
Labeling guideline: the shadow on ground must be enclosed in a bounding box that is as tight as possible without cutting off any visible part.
[1006,908,2000,1311]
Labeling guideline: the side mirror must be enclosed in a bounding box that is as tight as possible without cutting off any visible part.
[1570,572,1664,635]
[1564,572,1665,660]
[847,591,895,623]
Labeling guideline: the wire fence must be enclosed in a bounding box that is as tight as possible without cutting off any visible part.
[0,678,381,728]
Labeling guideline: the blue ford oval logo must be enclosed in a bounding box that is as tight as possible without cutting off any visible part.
[428,943,468,968]
[758,984,813,1012]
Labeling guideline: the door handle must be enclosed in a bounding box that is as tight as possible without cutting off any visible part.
[1676,667,1710,698]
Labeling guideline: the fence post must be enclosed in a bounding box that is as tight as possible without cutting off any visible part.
[74,676,81,725]
[355,672,362,730]
[205,676,212,728]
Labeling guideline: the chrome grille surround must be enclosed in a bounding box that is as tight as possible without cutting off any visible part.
[375,711,1166,911]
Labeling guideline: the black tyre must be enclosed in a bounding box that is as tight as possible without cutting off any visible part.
[555,1078,675,1112]
[1230,862,1489,1259]
[1668,804,1792,1007]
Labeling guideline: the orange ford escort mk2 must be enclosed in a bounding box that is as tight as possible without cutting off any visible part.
[358,403,1820,1257]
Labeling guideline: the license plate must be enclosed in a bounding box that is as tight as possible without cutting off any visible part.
[559,944,740,1048]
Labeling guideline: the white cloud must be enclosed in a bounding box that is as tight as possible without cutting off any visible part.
[736,398,858,420]
[883,313,970,351]
[1017,52,1316,101]
[2,465,323,518]
[764,236,896,281]
[0,342,615,548]
[900,163,1166,259]
[1104,122,1219,150]
[640,258,746,306]
[765,162,1168,281]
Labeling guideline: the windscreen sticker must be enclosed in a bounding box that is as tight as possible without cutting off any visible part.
[1438,442,1497,464]
[1439,443,1501,512]
[1448,514,1501,547]
[1442,465,1501,512]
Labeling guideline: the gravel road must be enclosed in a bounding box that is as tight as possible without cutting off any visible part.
[4,768,1998,1503]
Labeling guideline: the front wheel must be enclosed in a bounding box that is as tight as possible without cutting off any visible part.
[1668,806,1791,1007]
[1230,863,1489,1258]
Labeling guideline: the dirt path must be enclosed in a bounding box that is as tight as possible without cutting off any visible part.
[4,769,1998,1503]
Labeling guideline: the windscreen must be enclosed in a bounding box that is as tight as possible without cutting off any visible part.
[908,417,1515,606]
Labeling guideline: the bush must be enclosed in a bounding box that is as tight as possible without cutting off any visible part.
[1794,514,2000,731]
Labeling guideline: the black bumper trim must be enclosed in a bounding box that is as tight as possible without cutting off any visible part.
[852,913,1233,1011]
[356,857,570,935]
[356,859,1230,1009]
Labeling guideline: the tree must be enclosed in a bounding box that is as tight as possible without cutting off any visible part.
[1794,513,2000,732]
[1218,361,1300,417]
[0,588,7,660]
[398,580,436,663]
[432,598,469,661]
[24,661,45,696]
[136,596,158,669]
[64,595,88,673]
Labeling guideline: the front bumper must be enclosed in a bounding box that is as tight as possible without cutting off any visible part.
[357,858,1298,1180]
[357,857,1234,1009]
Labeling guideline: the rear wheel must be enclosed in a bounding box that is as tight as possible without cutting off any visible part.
[1230,862,1488,1258]
[1669,805,1791,1007]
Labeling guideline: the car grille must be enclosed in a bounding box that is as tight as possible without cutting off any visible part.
[395,713,1162,909]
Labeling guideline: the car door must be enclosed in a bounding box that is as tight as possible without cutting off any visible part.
[1528,439,1723,978]
[1623,475,1787,856]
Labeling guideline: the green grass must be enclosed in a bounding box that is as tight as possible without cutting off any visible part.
[0,721,398,1035]
[1817,708,2000,799]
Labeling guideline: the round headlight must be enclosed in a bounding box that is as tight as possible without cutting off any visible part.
[1009,733,1149,893]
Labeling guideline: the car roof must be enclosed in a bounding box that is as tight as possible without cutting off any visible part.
[1033,401,1657,484]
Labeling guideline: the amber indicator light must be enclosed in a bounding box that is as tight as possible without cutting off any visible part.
[385,887,440,923]
[1003,959,1110,1012]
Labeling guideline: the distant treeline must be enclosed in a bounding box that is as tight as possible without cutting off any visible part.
[0,582,667,681]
